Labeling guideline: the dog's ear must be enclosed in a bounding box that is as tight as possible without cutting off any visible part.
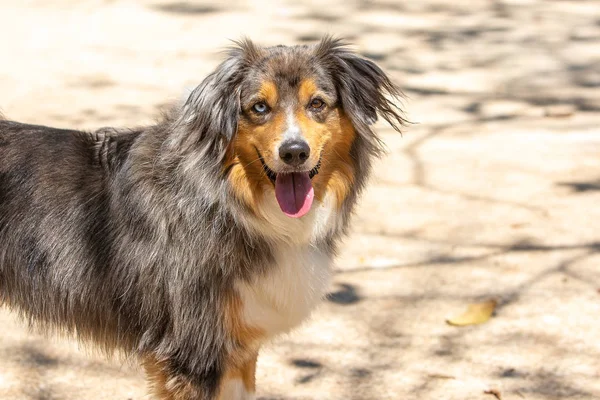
[315,37,407,154]
[175,38,263,160]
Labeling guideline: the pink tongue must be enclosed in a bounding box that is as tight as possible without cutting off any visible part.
[275,172,314,218]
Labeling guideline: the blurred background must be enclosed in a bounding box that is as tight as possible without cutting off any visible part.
[1,0,600,399]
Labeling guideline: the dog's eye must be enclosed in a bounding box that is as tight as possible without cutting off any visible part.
[252,102,269,114]
[310,98,325,110]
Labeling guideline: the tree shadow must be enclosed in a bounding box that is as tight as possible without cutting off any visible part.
[275,234,600,398]
[516,369,593,399]
[151,2,220,15]
[327,283,361,305]
[4,341,142,400]
[568,61,600,88]
[290,358,323,384]
[557,179,600,193]
[492,333,598,398]
[9,344,60,400]
[285,355,382,399]
[337,236,600,275]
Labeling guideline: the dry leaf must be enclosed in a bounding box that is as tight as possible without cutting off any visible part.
[484,388,502,400]
[446,300,497,326]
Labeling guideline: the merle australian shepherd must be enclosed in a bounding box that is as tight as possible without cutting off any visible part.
[0,37,405,399]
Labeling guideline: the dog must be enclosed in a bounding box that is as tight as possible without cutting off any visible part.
[0,37,405,399]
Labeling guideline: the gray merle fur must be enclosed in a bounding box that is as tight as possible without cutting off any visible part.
[0,37,405,398]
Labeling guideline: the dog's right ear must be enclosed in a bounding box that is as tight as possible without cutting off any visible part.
[173,39,263,161]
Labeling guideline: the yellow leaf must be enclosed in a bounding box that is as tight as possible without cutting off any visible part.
[446,300,497,326]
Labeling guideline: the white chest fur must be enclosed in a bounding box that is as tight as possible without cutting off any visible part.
[237,244,332,337]
[236,192,339,337]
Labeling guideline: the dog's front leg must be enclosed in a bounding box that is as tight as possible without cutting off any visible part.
[217,350,258,400]
[143,351,258,400]
[143,356,221,400]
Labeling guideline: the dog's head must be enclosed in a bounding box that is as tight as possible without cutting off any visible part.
[178,37,405,222]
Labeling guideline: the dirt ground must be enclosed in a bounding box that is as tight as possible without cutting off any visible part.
[1,0,600,399]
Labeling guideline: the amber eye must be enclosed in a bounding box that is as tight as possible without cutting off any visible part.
[310,98,325,110]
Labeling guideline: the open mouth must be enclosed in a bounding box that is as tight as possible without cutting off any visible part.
[256,148,322,218]
[257,150,322,184]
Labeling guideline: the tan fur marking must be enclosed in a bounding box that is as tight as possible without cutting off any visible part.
[296,78,356,207]
[143,357,173,400]
[240,351,258,392]
[143,357,201,400]
[225,292,264,356]
[295,108,356,208]
[217,351,258,399]
[228,109,286,214]
[217,293,263,398]
[298,78,318,105]
[259,81,278,107]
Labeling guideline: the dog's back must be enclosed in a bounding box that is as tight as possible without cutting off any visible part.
[0,38,406,399]
[0,121,137,340]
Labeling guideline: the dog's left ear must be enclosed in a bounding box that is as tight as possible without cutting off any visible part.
[315,37,407,153]
[175,39,263,160]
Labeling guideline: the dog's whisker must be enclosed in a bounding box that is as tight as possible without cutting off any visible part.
[242,157,263,168]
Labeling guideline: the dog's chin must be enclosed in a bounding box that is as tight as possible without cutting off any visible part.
[258,154,322,219]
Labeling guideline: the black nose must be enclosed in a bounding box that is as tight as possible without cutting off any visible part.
[279,139,310,167]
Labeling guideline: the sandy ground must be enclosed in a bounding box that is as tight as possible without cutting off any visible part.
[1,0,600,399]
